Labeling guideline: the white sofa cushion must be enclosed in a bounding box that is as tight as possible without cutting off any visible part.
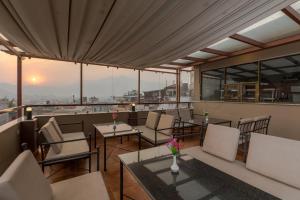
[145,111,160,129]
[51,172,109,200]
[157,114,175,135]
[41,122,63,154]
[0,151,52,200]
[49,117,64,140]
[183,146,300,200]
[203,124,240,162]
[246,133,300,189]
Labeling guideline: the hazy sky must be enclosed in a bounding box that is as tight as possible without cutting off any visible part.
[0,51,192,99]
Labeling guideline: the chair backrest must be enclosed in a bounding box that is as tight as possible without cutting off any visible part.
[203,124,240,162]
[0,151,53,200]
[145,111,160,130]
[247,133,300,189]
[178,108,192,122]
[165,109,179,120]
[49,117,64,140]
[40,122,63,154]
[237,117,255,135]
[253,115,271,134]
[157,114,175,135]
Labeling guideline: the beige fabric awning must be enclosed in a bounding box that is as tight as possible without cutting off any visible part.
[0,0,296,68]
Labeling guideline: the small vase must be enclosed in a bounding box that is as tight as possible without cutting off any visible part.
[170,155,179,173]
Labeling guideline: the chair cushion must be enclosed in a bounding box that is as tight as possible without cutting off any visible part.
[49,117,64,140]
[46,139,89,160]
[145,111,160,129]
[62,132,86,141]
[41,122,63,154]
[183,146,300,200]
[157,114,175,136]
[253,115,269,121]
[136,126,171,144]
[0,151,52,200]
[51,172,109,200]
[246,133,300,189]
[179,108,192,122]
[203,124,240,162]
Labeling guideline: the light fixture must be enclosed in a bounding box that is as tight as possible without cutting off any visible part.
[25,107,32,120]
[131,103,136,112]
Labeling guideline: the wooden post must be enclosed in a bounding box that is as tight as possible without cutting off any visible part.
[176,69,180,106]
[80,63,83,105]
[17,56,22,117]
[138,70,141,104]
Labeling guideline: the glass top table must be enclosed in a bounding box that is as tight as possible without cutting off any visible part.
[93,122,142,171]
[119,146,279,200]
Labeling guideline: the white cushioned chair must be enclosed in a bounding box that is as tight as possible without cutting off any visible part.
[0,150,109,200]
[203,124,240,162]
[135,113,175,146]
[246,133,300,189]
[39,122,98,172]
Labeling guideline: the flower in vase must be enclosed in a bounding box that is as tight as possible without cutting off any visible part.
[166,138,181,156]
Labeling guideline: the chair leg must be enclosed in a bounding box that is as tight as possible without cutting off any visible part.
[89,155,91,173]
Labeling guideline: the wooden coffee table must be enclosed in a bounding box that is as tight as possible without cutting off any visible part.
[93,122,142,171]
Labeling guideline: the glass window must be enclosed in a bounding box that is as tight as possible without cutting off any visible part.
[180,70,194,101]
[83,65,138,104]
[141,71,176,104]
[22,58,80,105]
[225,63,258,102]
[208,38,251,52]
[201,69,224,101]
[0,51,17,125]
[188,51,216,59]
[238,11,300,43]
[261,55,300,103]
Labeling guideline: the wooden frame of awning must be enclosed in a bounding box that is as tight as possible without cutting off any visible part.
[171,5,300,67]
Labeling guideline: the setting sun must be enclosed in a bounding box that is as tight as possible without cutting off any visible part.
[27,75,42,85]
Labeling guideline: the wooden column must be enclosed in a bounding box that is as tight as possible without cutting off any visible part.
[17,56,22,117]
[176,69,181,105]
[80,63,83,105]
[138,70,141,104]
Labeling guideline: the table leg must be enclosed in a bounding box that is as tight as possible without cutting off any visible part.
[120,161,123,200]
[138,133,141,150]
[104,137,107,171]
[120,136,123,144]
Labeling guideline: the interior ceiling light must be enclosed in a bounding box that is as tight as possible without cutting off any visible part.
[238,11,284,34]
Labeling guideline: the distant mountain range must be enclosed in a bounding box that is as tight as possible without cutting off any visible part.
[0,75,168,101]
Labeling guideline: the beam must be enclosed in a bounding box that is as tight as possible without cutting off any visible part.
[230,34,265,48]
[282,6,300,25]
[0,37,20,56]
[201,48,230,56]
[176,69,180,104]
[17,56,22,117]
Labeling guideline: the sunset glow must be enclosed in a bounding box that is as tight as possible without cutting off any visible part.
[27,75,42,85]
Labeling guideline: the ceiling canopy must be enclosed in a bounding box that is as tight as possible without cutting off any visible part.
[0,0,296,69]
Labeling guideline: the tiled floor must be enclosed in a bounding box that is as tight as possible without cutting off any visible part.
[45,134,243,200]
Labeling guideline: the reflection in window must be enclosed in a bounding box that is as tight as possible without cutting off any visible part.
[140,71,176,103]
[181,71,194,101]
[261,55,300,103]
[202,69,224,101]
[225,63,258,102]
